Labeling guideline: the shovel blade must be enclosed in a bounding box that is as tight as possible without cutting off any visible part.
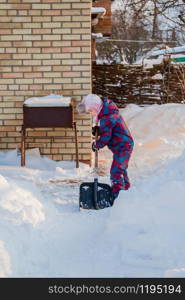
[79,180,113,210]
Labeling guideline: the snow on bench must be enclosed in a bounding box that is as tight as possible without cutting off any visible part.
[24,94,71,107]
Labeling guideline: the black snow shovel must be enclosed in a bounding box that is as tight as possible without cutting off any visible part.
[79,128,114,210]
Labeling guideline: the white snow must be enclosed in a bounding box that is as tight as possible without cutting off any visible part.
[24,94,71,107]
[149,45,185,56]
[91,7,106,16]
[151,73,163,80]
[0,103,185,277]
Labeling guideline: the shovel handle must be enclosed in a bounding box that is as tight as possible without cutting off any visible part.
[94,122,98,169]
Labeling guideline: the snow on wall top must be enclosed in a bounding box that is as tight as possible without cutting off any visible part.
[91,7,106,15]
[148,45,185,57]
[24,94,71,107]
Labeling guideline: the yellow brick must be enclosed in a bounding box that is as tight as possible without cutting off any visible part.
[42,60,60,65]
[52,53,71,59]
[62,71,80,77]
[23,35,41,40]
[72,65,90,71]
[7,132,20,137]
[0,29,11,34]
[52,16,71,22]
[82,22,91,28]
[13,66,32,72]
[32,4,51,9]
[33,29,51,34]
[43,10,61,16]
[61,59,80,65]
[53,78,71,84]
[0,132,6,137]
[43,35,61,40]
[33,79,52,84]
[32,16,51,22]
[82,59,91,65]
[0,114,16,120]
[52,155,63,161]
[43,72,61,78]
[16,79,33,84]
[0,79,14,84]
[43,22,61,28]
[82,35,91,40]
[52,28,71,34]
[1,137,15,143]
[72,28,90,34]
[1,35,22,41]
[28,131,47,137]
[72,3,88,9]
[33,41,51,47]
[47,132,66,137]
[13,41,32,47]
[0,67,12,72]
[62,155,72,160]
[52,4,71,9]
[24,72,42,78]
[72,53,91,59]
[73,78,90,83]
[62,35,80,40]
[33,54,51,59]
[62,10,80,16]
[24,0,40,2]
[63,84,81,90]
[63,22,81,28]
[4,120,22,126]
[53,66,71,71]
[72,16,90,22]
[82,72,91,77]
[13,54,32,59]
[52,41,71,47]
[13,29,31,35]
[33,66,51,72]
[0,102,14,108]
[27,48,41,54]
[23,23,41,29]
[0,17,12,22]
[57,148,76,154]
[23,60,42,65]
[12,16,32,22]
[28,10,42,16]
[17,48,27,54]
[44,84,62,90]
[0,144,7,149]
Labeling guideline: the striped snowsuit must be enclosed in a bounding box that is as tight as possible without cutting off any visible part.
[95,98,134,199]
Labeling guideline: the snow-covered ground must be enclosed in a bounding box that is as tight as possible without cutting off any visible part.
[0,103,185,277]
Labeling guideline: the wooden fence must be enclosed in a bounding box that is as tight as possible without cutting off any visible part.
[92,62,185,107]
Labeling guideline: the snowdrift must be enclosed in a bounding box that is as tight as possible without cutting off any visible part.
[0,103,185,277]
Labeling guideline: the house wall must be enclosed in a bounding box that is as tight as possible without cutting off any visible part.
[92,0,112,36]
[0,0,92,164]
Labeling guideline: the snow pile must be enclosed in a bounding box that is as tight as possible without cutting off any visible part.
[0,175,45,226]
[0,103,185,277]
[0,241,11,277]
[120,103,185,176]
[24,94,71,107]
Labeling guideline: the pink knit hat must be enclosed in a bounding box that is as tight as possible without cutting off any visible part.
[77,94,103,115]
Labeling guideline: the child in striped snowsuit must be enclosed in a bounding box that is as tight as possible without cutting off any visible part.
[77,94,134,200]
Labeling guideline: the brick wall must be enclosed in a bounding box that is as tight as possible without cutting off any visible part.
[0,0,92,164]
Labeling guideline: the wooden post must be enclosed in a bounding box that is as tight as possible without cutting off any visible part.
[74,121,79,168]
[94,123,98,169]
[21,125,26,167]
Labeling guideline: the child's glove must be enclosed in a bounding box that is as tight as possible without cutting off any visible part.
[92,126,100,136]
[92,141,99,152]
